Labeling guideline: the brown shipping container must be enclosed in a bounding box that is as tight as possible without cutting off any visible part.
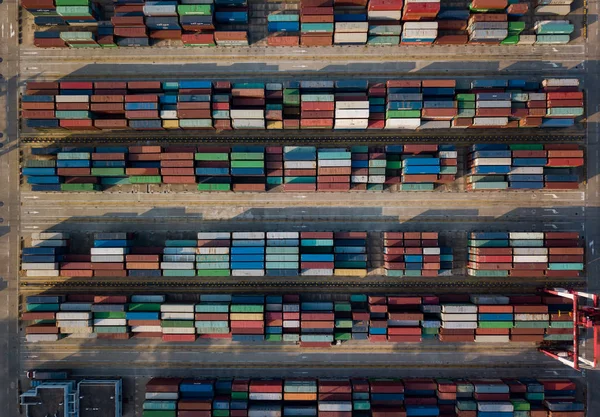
[177,102,211,110]
[435,35,468,45]
[268,34,300,46]
[94,120,128,129]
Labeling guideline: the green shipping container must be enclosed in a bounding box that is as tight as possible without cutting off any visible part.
[55,110,91,119]
[547,107,584,117]
[94,312,126,319]
[468,270,509,277]
[195,153,229,161]
[386,161,402,169]
[353,401,371,410]
[91,168,125,176]
[508,21,526,33]
[231,161,264,168]
[60,183,101,191]
[197,270,231,277]
[456,93,475,101]
[231,392,249,400]
[548,263,584,270]
[196,262,230,270]
[195,304,229,313]
[143,411,176,417]
[400,183,434,191]
[27,303,59,312]
[163,270,196,277]
[177,4,212,15]
[230,152,264,160]
[285,176,316,184]
[335,303,351,312]
[265,334,282,342]
[511,400,530,411]
[501,35,520,45]
[196,255,230,262]
[386,110,421,118]
[197,184,231,191]
[94,326,128,334]
[60,31,94,41]
[161,320,194,328]
[509,144,544,150]
[267,177,283,185]
[536,35,570,45]
[335,319,352,328]
[301,23,334,33]
[469,182,508,190]
[230,305,263,313]
[301,239,333,247]
[478,321,514,329]
[130,176,162,184]
[367,35,399,45]
[143,401,177,411]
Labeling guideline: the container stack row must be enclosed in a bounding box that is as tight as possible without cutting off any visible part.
[382,232,453,277]
[23,145,461,192]
[267,12,300,47]
[21,78,584,131]
[21,231,373,278]
[467,232,584,278]
[23,293,574,344]
[21,232,69,278]
[534,20,574,45]
[32,0,250,48]
[141,376,584,417]
[466,144,584,190]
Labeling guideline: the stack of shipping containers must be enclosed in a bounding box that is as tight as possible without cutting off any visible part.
[368,296,387,342]
[93,295,129,339]
[266,146,284,189]
[197,232,231,277]
[230,295,265,342]
[231,146,266,192]
[196,147,232,191]
[231,232,265,277]
[266,83,284,130]
[266,232,299,277]
[127,294,164,338]
[467,232,584,278]
[367,0,402,45]
[231,83,265,130]
[334,80,369,129]
[284,146,317,192]
[300,0,334,47]
[300,232,334,276]
[195,294,231,338]
[161,302,196,342]
[213,82,233,130]
[317,148,351,191]
[439,303,477,342]
[301,81,335,129]
[21,232,66,278]
[265,295,283,342]
[267,11,300,46]
[333,232,367,277]
[301,300,334,346]
[283,295,301,343]
[162,239,197,277]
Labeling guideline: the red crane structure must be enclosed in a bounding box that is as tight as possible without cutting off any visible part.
[538,287,600,371]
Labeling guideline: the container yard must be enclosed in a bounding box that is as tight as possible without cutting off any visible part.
[20,78,584,132]
[3,0,600,411]
[22,292,576,344]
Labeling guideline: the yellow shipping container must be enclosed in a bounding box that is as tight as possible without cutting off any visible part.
[230,313,264,321]
[334,269,367,277]
[163,119,180,129]
[267,120,283,129]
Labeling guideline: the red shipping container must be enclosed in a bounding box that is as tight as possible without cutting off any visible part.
[126,110,159,119]
[300,262,334,269]
[161,160,195,168]
[435,35,469,45]
[128,81,161,90]
[150,30,183,40]
[126,168,160,175]
[268,34,300,46]
[94,119,129,129]
[162,334,196,342]
[60,120,97,130]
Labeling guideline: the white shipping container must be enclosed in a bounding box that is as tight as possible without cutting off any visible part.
[475,335,511,343]
[161,262,194,270]
[232,270,265,276]
[31,239,67,247]
[442,305,478,313]
[197,232,231,240]
[56,312,92,319]
[61,327,94,334]
[233,232,265,239]
[197,248,230,255]
[514,313,550,321]
[403,29,438,38]
[90,248,127,255]
[334,119,369,129]
[476,100,512,108]
[162,327,196,334]
[300,81,334,89]
[368,175,386,183]
[351,175,368,183]
[472,158,512,166]
[537,0,572,4]
[250,393,284,401]
[513,248,548,255]
[368,10,402,20]
[535,5,572,15]
[301,269,334,276]
[334,32,368,44]
[146,392,179,400]
[232,119,265,129]
[385,118,421,129]
[442,321,478,329]
[32,232,69,240]
[132,325,162,333]
[161,312,195,320]
[283,320,300,327]
[336,101,369,110]
[22,263,59,270]
[470,295,509,305]
[231,109,266,120]
[468,22,509,30]
[94,318,127,326]
[335,109,369,118]
[161,304,195,313]
[26,270,59,277]
[26,334,60,342]
[478,403,514,412]
[441,313,478,321]
[513,256,548,263]
[419,121,451,129]
[510,232,544,239]
[160,110,178,119]
[439,151,458,158]
[510,167,544,174]
[57,320,92,327]
[404,22,438,30]
[318,160,352,167]
[55,95,89,103]
[543,78,579,87]
[267,232,299,239]
[91,255,124,263]
[318,403,352,412]
[423,248,441,255]
[470,30,508,39]
[472,117,509,126]
[284,161,317,169]
[335,22,369,33]
[518,35,537,45]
